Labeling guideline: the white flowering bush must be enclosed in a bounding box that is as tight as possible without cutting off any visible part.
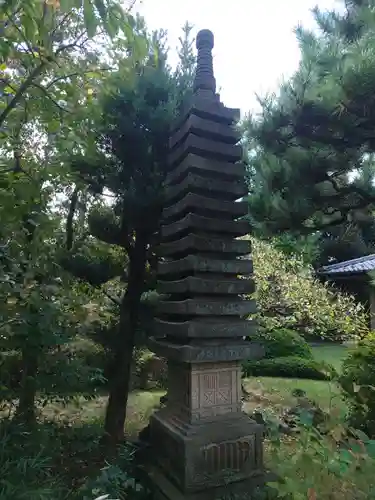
[250,238,369,342]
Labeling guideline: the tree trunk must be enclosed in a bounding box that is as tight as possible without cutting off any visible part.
[103,238,147,452]
[14,348,38,426]
[103,304,135,449]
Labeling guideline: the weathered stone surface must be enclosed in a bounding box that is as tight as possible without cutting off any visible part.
[165,172,248,204]
[149,406,264,491]
[169,134,242,168]
[165,153,246,185]
[158,255,253,277]
[149,465,269,500]
[156,297,256,316]
[193,29,216,95]
[149,337,264,363]
[190,98,241,125]
[147,27,266,500]
[158,234,251,258]
[169,113,238,150]
[162,193,248,222]
[161,213,250,240]
[158,276,255,295]
[172,100,241,136]
[154,317,257,338]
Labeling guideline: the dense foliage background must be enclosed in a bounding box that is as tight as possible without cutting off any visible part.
[2,0,375,499]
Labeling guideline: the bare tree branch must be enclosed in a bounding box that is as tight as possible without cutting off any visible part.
[55,32,86,56]
[50,10,73,39]
[45,72,81,89]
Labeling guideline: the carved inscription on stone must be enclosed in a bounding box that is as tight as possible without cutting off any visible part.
[200,436,256,474]
[187,362,242,419]
[193,343,260,362]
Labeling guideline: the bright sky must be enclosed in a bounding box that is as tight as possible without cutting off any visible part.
[136,0,339,115]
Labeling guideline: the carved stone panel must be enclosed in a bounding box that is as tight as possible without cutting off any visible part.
[190,362,242,421]
[200,435,256,474]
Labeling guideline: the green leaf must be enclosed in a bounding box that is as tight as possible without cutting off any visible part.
[352,429,370,443]
[105,6,120,38]
[366,440,375,460]
[59,0,81,12]
[86,71,102,78]
[339,449,355,465]
[48,119,61,133]
[94,0,107,22]
[21,13,38,45]
[298,409,314,427]
[83,0,98,38]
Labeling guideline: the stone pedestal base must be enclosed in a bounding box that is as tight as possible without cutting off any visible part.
[148,464,268,500]
[147,409,265,497]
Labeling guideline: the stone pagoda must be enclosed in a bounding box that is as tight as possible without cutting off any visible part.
[146,29,266,500]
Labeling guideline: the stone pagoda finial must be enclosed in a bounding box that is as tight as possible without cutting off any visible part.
[194,29,216,94]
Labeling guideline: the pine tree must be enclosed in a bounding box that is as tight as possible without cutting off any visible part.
[244,0,375,246]
[63,25,196,449]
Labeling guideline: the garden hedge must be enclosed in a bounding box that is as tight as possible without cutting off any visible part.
[243,356,330,381]
[250,327,313,360]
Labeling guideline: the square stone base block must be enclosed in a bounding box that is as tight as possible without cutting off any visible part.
[148,410,265,495]
[147,464,271,500]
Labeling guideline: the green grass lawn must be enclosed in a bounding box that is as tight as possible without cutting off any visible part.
[4,341,368,500]
[311,343,349,372]
[40,344,349,435]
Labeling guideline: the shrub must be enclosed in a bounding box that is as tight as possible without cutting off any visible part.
[339,336,375,438]
[243,356,330,380]
[250,328,313,360]
[264,398,375,499]
[76,443,146,500]
[249,237,369,342]
[0,419,68,499]
[135,349,167,390]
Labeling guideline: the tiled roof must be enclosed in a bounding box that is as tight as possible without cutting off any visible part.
[319,254,375,275]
